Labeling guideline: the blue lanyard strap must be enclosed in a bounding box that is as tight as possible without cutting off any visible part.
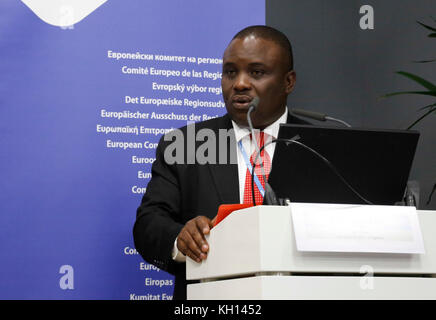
[238,140,265,197]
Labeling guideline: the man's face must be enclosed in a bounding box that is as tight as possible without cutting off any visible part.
[221,35,296,129]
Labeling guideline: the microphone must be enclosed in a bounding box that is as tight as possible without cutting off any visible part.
[291,108,352,128]
[247,98,279,205]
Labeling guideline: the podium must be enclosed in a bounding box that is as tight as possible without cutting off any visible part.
[186,204,436,299]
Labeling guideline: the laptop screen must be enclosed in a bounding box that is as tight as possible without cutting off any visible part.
[267,124,419,205]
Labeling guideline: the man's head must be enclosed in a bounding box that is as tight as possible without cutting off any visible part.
[221,25,296,129]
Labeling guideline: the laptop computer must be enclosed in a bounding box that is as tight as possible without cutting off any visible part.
[267,124,420,205]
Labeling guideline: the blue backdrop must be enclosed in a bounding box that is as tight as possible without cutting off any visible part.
[0,0,264,299]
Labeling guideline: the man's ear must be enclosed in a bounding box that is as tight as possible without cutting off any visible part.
[284,70,296,94]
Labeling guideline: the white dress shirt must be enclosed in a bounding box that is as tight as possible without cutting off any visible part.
[232,108,288,202]
[172,108,289,262]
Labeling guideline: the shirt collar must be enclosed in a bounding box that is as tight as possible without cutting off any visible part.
[231,107,288,142]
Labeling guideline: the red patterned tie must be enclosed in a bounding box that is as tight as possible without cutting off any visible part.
[243,132,272,205]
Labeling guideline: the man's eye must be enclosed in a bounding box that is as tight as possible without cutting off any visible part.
[225,70,236,76]
[251,70,265,77]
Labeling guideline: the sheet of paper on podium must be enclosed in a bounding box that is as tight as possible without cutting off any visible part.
[291,203,425,254]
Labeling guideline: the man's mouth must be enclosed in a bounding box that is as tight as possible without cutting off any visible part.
[231,95,253,110]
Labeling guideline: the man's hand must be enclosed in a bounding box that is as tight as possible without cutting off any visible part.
[176,216,214,263]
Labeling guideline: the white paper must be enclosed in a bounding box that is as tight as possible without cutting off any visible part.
[291,203,425,254]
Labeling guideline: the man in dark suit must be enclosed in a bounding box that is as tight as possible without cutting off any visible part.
[133,25,307,300]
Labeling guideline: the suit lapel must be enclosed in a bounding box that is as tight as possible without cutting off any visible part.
[207,114,240,204]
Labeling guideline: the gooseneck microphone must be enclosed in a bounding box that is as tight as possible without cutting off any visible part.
[247,98,279,205]
[291,108,352,128]
[247,97,264,179]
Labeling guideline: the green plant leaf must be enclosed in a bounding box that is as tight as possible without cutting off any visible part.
[396,71,436,91]
[407,105,436,129]
[383,91,436,98]
[417,20,436,32]
[418,102,436,111]
[383,20,436,130]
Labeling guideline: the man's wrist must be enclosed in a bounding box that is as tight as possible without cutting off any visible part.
[172,237,186,262]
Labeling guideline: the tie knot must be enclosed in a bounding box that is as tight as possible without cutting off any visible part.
[243,131,272,205]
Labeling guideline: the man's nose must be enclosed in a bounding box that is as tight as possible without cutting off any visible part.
[233,73,251,91]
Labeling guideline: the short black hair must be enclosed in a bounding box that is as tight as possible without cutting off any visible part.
[232,25,294,70]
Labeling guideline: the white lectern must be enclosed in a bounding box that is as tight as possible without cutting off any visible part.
[186,204,436,300]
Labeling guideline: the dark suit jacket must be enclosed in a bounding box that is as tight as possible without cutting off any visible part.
[133,112,308,300]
